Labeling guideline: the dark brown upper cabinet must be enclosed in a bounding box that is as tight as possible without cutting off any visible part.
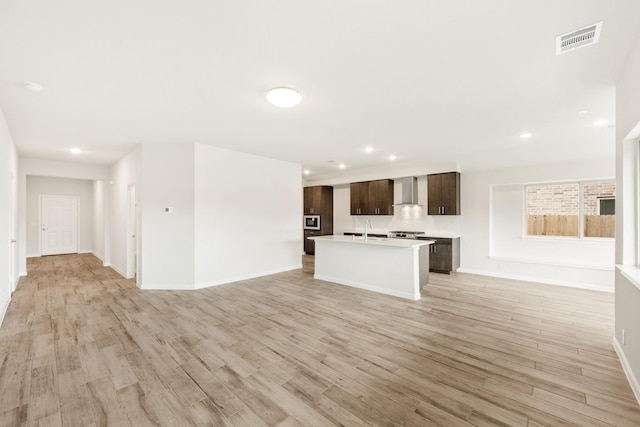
[427,172,460,215]
[303,186,322,215]
[350,182,368,215]
[350,179,394,215]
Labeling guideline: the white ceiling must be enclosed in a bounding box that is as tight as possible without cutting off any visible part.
[1,1,639,178]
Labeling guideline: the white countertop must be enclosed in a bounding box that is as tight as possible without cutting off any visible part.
[310,235,433,248]
[342,229,461,238]
[420,231,461,238]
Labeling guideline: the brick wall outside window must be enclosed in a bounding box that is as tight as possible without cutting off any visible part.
[527,183,579,215]
[526,182,615,215]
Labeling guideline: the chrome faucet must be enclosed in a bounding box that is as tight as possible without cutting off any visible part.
[364,219,372,240]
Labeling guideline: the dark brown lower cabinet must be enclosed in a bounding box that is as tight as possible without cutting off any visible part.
[304,230,317,255]
[425,237,460,274]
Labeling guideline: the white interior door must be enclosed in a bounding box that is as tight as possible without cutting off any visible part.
[41,196,79,256]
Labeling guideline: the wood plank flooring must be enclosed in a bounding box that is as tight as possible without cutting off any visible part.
[0,253,638,426]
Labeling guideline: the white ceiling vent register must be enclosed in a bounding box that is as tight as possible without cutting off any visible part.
[556,21,603,55]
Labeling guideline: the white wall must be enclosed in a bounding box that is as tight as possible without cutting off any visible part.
[19,158,110,275]
[615,35,640,404]
[138,143,194,289]
[109,147,140,279]
[25,176,94,256]
[194,144,302,287]
[460,161,615,291]
[0,107,18,325]
[307,160,459,186]
[108,143,302,290]
[93,180,105,261]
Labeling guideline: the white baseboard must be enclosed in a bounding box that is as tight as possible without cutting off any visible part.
[26,253,40,258]
[109,264,126,278]
[192,264,303,290]
[19,271,27,277]
[90,251,104,262]
[456,267,613,293]
[613,336,640,406]
[0,295,10,328]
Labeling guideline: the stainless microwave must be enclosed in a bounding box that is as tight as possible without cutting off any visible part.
[303,215,321,230]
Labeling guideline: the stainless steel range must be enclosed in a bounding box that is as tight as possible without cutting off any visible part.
[388,230,427,239]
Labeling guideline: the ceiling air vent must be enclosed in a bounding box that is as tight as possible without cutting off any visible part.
[556,21,603,55]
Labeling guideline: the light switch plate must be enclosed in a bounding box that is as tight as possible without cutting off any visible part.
[164,207,173,214]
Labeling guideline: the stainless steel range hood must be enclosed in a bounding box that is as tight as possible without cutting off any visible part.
[394,176,422,207]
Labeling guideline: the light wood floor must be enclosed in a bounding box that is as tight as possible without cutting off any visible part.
[0,254,638,426]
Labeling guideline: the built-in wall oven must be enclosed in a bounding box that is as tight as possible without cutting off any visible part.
[303,215,321,230]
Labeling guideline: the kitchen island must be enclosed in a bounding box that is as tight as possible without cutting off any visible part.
[309,235,433,300]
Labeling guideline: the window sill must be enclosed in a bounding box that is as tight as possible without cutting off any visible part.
[617,265,640,292]
[520,235,615,245]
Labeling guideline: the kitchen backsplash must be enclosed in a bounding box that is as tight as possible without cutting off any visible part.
[345,208,461,234]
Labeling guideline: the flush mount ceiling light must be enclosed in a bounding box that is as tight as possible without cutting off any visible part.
[265,87,302,108]
[69,147,81,155]
[593,120,608,127]
[520,132,532,139]
[303,169,310,175]
[23,82,43,92]
[338,164,346,169]
[389,155,397,161]
[364,146,373,153]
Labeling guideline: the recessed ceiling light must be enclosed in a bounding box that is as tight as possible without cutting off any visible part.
[338,164,346,169]
[23,82,43,92]
[593,120,608,127]
[69,148,81,155]
[266,87,302,108]
[520,132,532,139]
[389,155,397,161]
[303,169,310,175]
[365,146,373,153]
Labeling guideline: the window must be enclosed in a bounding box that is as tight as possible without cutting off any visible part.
[583,182,615,237]
[598,198,615,215]
[526,180,615,238]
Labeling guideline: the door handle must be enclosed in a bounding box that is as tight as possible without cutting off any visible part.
[11,239,16,243]
[42,226,48,231]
